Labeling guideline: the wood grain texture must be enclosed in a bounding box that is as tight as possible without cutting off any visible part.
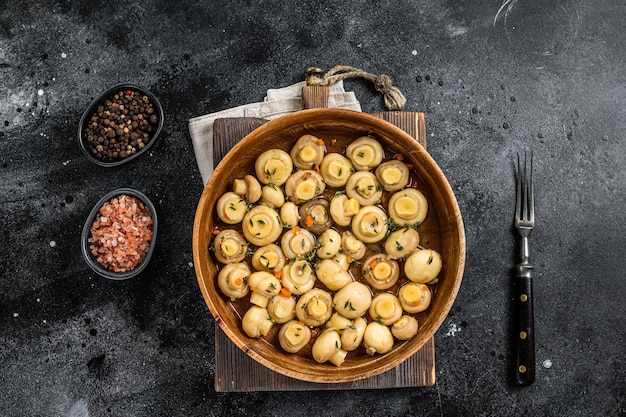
[301,85,329,109]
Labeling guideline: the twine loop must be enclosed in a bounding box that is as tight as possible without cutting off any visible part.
[305,65,406,110]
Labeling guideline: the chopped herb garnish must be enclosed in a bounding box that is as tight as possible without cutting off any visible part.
[357,151,364,158]
[257,219,266,225]
[344,300,356,311]
[427,255,434,265]
[338,167,343,176]
[395,241,404,251]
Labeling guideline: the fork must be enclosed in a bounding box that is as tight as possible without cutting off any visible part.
[514,151,535,385]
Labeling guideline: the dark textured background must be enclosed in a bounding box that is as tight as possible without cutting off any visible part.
[1,0,624,416]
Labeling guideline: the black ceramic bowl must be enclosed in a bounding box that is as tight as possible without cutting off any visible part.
[81,188,158,280]
[78,84,164,167]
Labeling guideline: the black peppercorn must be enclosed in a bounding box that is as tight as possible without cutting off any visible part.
[83,89,159,162]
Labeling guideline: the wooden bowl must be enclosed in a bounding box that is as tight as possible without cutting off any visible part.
[192,108,465,383]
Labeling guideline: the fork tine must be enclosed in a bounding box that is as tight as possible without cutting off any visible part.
[516,152,522,221]
[522,151,528,221]
[529,151,534,223]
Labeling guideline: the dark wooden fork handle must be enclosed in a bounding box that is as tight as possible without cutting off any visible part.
[515,264,535,385]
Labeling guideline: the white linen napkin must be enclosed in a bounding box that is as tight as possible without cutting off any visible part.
[188,81,361,185]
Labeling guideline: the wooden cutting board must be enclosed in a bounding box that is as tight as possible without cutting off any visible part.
[210,106,434,392]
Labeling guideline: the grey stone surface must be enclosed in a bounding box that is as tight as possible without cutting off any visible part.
[1,0,624,416]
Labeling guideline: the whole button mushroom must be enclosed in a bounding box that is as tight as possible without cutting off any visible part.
[332,281,372,319]
[345,136,383,171]
[369,293,403,326]
[298,198,332,234]
[351,205,388,243]
[242,205,283,247]
[362,254,400,290]
[295,288,333,327]
[345,171,383,206]
[404,249,442,284]
[398,282,432,313]
[280,260,316,295]
[375,160,410,191]
[391,315,419,340]
[217,262,250,301]
[213,229,247,264]
[255,149,294,186]
[363,321,394,355]
[284,170,326,204]
[319,153,353,187]
[242,305,274,338]
[312,329,347,366]
[340,316,367,351]
[247,271,282,308]
[388,188,428,227]
[384,228,420,260]
[278,320,312,353]
[290,134,325,170]
[216,192,248,224]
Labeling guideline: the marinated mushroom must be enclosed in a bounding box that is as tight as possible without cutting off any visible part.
[345,171,383,206]
[232,178,247,196]
[375,160,410,191]
[281,227,316,260]
[251,244,286,273]
[244,174,262,203]
[242,305,274,338]
[351,205,389,243]
[332,252,351,271]
[391,315,419,340]
[325,312,353,331]
[341,230,366,260]
[332,281,372,319]
[316,228,341,259]
[259,184,285,209]
[363,321,394,355]
[369,293,403,326]
[284,169,326,204]
[329,194,360,227]
[388,188,428,227]
[247,271,282,308]
[280,201,300,228]
[384,228,420,260]
[290,134,325,170]
[217,262,251,301]
[216,192,248,225]
[340,316,367,351]
[255,149,294,186]
[267,294,297,324]
[242,205,283,247]
[280,260,316,295]
[312,329,347,366]
[278,319,312,353]
[319,153,353,187]
[404,248,442,284]
[345,136,384,171]
[298,198,332,234]
[362,254,400,290]
[314,258,352,291]
[398,282,432,313]
[212,229,247,264]
[295,288,333,327]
